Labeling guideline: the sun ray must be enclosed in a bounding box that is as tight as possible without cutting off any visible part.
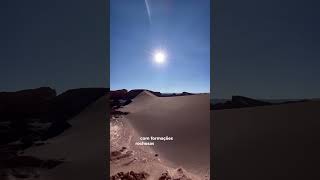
[144,0,152,24]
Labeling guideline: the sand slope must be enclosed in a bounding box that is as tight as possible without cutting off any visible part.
[117,91,210,178]
[24,95,108,180]
[213,101,320,180]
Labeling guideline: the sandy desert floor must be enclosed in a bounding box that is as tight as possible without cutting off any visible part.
[110,91,210,180]
[213,100,320,180]
[20,95,108,180]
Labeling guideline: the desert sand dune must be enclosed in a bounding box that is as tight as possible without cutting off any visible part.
[117,91,210,178]
[24,95,108,180]
[120,90,159,113]
[213,100,320,180]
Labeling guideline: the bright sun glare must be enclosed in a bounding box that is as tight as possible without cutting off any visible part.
[154,50,167,64]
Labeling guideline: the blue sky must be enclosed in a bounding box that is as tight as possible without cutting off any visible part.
[213,0,320,99]
[0,0,107,93]
[110,0,210,93]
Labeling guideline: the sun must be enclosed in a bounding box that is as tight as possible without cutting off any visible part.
[153,50,167,64]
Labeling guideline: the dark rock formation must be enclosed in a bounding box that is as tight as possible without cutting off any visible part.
[110,89,128,100]
[160,92,194,97]
[0,87,56,119]
[0,87,108,144]
[211,96,307,110]
[159,171,172,180]
[212,96,272,110]
[0,87,56,145]
[181,92,194,96]
[0,87,107,178]
[111,110,129,116]
[159,169,192,180]
[111,171,149,180]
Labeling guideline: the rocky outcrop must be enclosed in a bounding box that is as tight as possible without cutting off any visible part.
[212,96,272,110]
[211,96,307,110]
[160,92,194,97]
[110,168,193,180]
[0,87,108,144]
[0,87,56,119]
[181,92,194,96]
[159,168,192,180]
[110,171,149,180]
[0,87,107,178]
[110,89,128,100]
[0,87,57,145]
